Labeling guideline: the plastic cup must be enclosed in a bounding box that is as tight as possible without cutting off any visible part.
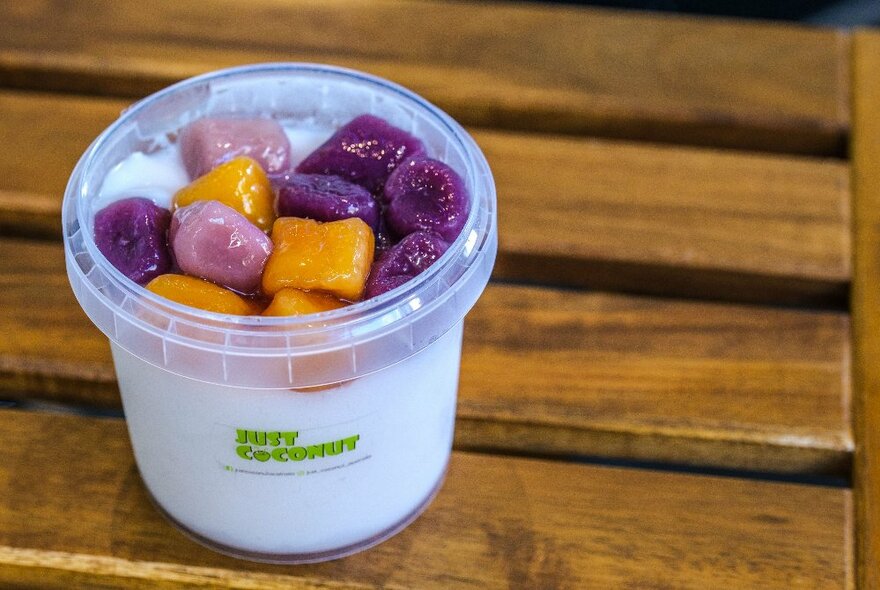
[61,64,497,563]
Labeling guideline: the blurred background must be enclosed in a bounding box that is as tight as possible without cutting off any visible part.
[549,0,880,26]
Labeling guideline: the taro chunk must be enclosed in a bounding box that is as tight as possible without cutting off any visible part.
[170,200,272,294]
[180,116,292,179]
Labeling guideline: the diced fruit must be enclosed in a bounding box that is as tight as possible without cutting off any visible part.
[275,173,380,232]
[383,157,469,242]
[296,114,425,194]
[365,231,449,299]
[145,274,263,315]
[173,156,275,232]
[93,197,172,284]
[262,217,374,300]
[179,117,292,179]
[263,288,346,316]
[170,200,272,294]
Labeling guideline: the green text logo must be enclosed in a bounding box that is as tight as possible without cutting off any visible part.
[234,429,360,463]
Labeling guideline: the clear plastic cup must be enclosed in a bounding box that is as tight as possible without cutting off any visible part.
[61,64,497,563]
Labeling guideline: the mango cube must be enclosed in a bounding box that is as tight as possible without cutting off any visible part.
[173,156,275,232]
[262,217,374,300]
[263,288,347,316]
[146,274,262,316]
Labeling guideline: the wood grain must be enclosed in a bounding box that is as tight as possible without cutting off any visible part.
[481,129,851,305]
[0,0,849,155]
[0,90,852,304]
[850,31,880,590]
[0,237,851,473]
[459,284,851,473]
[0,91,124,201]
[0,409,853,588]
[0,189,60,239]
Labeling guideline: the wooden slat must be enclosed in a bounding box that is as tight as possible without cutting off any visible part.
[483,130,851,305]
[0,410,853,588]
[0,0,849,155]
[0,90,851,305]
[0,237,851,474]
[0,189,61,239]
[0,91,124,201]
[459,286,851,473]
[850,30,880,590]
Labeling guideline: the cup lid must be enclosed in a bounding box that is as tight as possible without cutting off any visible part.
[62,63,497,389]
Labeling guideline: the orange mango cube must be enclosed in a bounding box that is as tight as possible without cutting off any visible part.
[262,217,374,301]
[263,288,347,316]
[173,156,275,232]
[146,274,263,316]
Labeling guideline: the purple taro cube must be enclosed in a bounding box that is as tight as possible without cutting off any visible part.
[170,200,272,294]
[296,114,425,194]
[275,173,380,232]
[364,231,449,299]
[383,156,469,242]
[94,197,172,284]
[179,117,292,179]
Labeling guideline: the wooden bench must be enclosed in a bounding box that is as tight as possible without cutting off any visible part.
[0,1,874,587]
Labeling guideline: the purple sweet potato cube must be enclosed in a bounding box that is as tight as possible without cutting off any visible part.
[364,231,449,299]
[296,114,425,194]
[275,173,380,233]
[383,156,469,242]
[93,197,172,284]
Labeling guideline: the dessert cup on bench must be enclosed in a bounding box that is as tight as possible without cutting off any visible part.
[62,64,497,563]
